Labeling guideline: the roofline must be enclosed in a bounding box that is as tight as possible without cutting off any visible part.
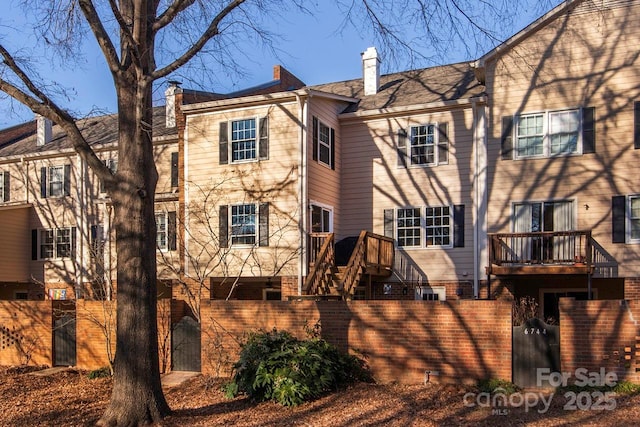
[181,89,359,114]
[475,0,585,67]
[339,95,487,121]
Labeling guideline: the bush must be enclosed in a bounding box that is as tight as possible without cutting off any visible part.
[224,328,370,406]
[87,366,112,379]
[477,378,520,395]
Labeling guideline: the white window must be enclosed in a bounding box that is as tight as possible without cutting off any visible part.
[48,166,65,197]
[156,213,167,250]
[39,228,73,259]
[311,204,332,233]
[231,119,257,162]
[317,121,331,166]
[409,123,448,166]
[630,196,640,242]
[425,206,451,246]
[515,109,581,158]
[231,204,256,245]
[415,286,446,301]
[0,173,5,201]
[397,208,422,247]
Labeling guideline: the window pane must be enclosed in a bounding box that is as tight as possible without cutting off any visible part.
[156,214,167,249]
[426,206,451,246]
[631,197,640,240]
[516,114,544,157]
[318,122,332,166]
[231,204,256,245]
[40,229,55,258]
[397,208,421,247]
[410,125,435,165]
[49,166,64,197]
[231,119,257,162]
[549,110,579,154]
[56,228,71,258]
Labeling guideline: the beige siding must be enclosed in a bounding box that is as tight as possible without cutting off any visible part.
[341,108,476,282]
[184,102,302,278]
[485,0,640,276]
[307,98,350,235]
[0,206,31,282]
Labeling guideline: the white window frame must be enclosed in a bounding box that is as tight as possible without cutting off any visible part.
[38,227,73,260]
[396,207,422,248]
[425,206,452,247]
[155,212,168,250]
[629,195,640,243]
[231,203,257,246]
[100,158,118,194]
[230,118,258,163]
[514,108,582,159]
[316,120,332,167]
[415,286,446,301]
[48,165,65,198]
[394,206,453,249]
[408,122,447,167]
[310,202,333,233]
[0,173,4,200]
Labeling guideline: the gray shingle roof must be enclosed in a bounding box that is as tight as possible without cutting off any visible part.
[0,106,175,157]
[310,62,483,113]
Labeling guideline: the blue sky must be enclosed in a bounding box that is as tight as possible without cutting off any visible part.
[0,1,560,128]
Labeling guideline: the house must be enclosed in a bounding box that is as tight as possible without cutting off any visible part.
[1,0,638,322]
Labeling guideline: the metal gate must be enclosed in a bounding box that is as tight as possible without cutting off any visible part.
[513,317,559,387]
[54,315,76,366]
[172,316,201,371]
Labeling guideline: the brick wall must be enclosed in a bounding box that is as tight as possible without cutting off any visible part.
[200,299,512,384]
[280,276,298,300]
[75,300,173,373]
[560,298,640,383]
[625,278,640,300]
[0,301,53,366]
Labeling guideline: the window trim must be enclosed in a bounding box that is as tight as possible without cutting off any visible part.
[100,158,118,194]
[415,286,446,301]
[392,206,454,249]
[513,108,583,159]
[155,212,168,250]
[37,227,75,260]
[628,195,640,244]
[310,202,333,233]
[230,203,258,246]
[511,199,576,233]
[0,171,7,202]
[312,116,335,169]
[408,122,449,167]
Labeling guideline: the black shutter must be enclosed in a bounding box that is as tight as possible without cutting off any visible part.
[438,122,449,164]
[71,227,77,258]
[634,102,640,149]
[397,129,407,167]
[582,107,596,153]
[3,171,9,202]
[99,160,108,193]
[168,211,177,251]
[501,116,513,160]
[259,117,269,160]
[453,204,465,248]
[171,152,179,187]
[219,122,228,165]
[612,196,626,244]
[330,128,336,170]
[63,164,71,196]
[40,167,47,198]
[312,117,318,161]
[31,229,38,260]
[384,209,394,238]
[259,202,269,247]
[219,205,229,248]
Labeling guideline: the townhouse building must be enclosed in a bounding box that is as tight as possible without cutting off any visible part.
[0,0,638,323]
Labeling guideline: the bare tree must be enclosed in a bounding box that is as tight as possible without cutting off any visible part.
[0,1,551,424]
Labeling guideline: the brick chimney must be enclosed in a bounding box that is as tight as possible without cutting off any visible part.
[36,114,52,147]
[361,47,380,96]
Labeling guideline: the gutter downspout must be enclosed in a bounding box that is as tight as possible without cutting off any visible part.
[471,96,488,299]
[296,92,309,296]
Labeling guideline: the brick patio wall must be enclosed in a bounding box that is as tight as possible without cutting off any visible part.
[200,299,513,384]
[560,298,640,384]
[0,301,53,366]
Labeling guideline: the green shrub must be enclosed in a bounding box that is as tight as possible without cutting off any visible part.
[477,378,520,395]
[87,366,112,379]
[224,328,370,406]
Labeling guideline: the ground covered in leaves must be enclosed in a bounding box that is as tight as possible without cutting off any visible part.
[2,366,640,426]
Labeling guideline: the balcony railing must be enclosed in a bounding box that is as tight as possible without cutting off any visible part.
[488,230,593,275]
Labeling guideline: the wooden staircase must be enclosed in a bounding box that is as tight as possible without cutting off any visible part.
[301,230,394,300]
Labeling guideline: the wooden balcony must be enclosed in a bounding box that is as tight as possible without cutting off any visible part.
[487,230,595,276]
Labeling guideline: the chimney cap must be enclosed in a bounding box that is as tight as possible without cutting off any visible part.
[168,80,182,87]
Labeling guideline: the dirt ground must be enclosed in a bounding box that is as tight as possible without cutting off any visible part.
[1,366,640,426]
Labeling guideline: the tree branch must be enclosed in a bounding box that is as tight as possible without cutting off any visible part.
[151,0,246,80]
[77,0,122,75]
[153,0,196,32]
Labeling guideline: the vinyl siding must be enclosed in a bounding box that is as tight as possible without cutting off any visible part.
[340,108,476,281]
[485,0,640,276]
[0,206,30,282]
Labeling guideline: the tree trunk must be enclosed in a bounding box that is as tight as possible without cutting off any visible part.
[97,72,170,425]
